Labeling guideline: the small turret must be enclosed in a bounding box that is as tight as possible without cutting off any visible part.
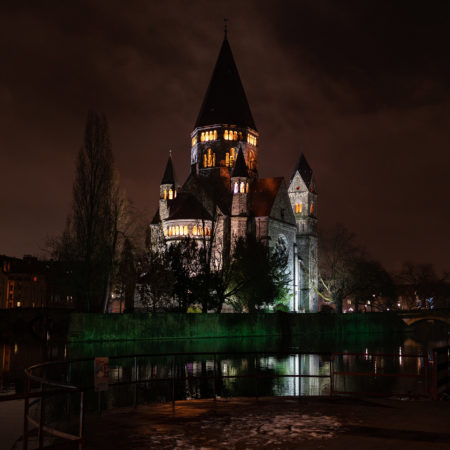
[230,148,250,241]
[160,152,177,220]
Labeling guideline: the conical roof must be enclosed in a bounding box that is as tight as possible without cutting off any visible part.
[195,37,256,130]
[231,147,249,178]
[161,153,175,185]
[290,154,313,188]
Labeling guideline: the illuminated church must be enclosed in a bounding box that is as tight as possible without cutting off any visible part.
[150,34,318,312]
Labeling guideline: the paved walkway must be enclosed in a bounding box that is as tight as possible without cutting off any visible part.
[85,396,450,449]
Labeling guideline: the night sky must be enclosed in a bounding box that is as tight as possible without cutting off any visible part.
[1,1,449,272]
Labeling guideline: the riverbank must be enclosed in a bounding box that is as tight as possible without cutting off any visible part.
[68,312,406,342]
[84,396,450,449]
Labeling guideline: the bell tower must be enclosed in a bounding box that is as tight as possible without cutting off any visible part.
[190,33,258,180]
[288,154,318,312]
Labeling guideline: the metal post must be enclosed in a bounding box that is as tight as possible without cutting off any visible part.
[213,354,217,401]
[172,358,175,414]
[23,377,30,450]
[134,356,137,409]
[330,354,334,396]
[38,383,45,449]
[255,357,259,401]
[79,390,85,450]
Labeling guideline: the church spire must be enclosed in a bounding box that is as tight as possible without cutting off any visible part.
[194,35,256,130]
[161,151,175,185]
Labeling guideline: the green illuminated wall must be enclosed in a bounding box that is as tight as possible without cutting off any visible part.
[68,312,406,342]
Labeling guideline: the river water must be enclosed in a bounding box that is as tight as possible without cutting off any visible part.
[0,320,448,448]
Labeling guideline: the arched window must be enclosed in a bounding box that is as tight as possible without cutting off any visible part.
[164,228,168,236]
[175,226,179,236]
[163,189,167,200]
[310,202,314,214]
[192,136,197,146]
[295,203,302,213]
[174,189,177,198]
[224,130,229,140]
[203,154,207,167]
[225,152,230,167]
[184,225,188,235]
[168,189,173,200]
[207,148,212,167]
[234,182,238,194]
[193,225,197,235]
[240,181,245,193]
[180,226,184,236]
[201,132,205,142]
[230,148,235,166]
[213,153,216,166]
[168,227,172,236]
[214,130,217,140]
[246,183,249,193]
[233,131,238,141]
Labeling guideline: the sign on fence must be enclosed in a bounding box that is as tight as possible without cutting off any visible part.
[94,357,109,391]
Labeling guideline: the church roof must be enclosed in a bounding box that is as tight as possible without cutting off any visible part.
[231,147,249,178]
[250,177,284,217]
[194,37,257,130]
[167,192,213,221]
[290,154,313,188]
[161,154,175,185]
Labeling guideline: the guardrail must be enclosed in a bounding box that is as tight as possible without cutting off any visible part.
[12,346,450,449]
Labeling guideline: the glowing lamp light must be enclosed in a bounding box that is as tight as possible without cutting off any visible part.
[16,301,21,307]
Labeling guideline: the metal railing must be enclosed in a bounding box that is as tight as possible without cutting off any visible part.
[16,347,450,449]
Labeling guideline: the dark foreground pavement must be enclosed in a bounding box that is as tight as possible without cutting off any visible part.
[85,397,450,449]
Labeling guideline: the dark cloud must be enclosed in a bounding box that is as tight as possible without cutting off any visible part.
[0,1,449,272]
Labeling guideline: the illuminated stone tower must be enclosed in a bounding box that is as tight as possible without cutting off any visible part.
[288,155,318,312]
[190,36,259,180]
[159,153,176,221]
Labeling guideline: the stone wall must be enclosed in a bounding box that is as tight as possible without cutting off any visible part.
[68,312,406,342]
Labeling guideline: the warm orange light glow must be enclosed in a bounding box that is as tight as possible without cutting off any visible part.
[169,189,173,200]
[163,189,167,200]
[295,203,302,213]
[224,130,229,140]
[240,181,245,193]
[193,225,197,235]
[226,152,230,167]
[310,202,314,214]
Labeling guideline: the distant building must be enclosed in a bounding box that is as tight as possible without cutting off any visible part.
[149,34,318,312]
[0,255,74,309]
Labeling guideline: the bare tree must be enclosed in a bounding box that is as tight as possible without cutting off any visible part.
[51,111,126,312]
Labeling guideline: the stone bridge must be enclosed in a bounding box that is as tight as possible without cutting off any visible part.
[398,309,450,326]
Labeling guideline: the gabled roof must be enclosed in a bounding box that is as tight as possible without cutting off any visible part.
[290,154,313,188]
[249,177,283,217]
[195,37,257,130]
[161,154,175,185]
[231,147,249,178]
[167,192,213,221]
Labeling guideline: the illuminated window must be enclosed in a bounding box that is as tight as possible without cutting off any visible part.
[233,131,238,141]
[168,189,173,200]
[192,135,197,146]
[234,182,238,194]
[163,189,167,200]
[249,151,256,170]
[207,148,212,167]
[247,134,257,146]
[180,226,183,236]
[230,148,235,166]
[310,202,314,214]
[175,226,179,236]
[226,152,230,167]
[164,228,168,236]
[246,183,249,193]
[169,227,173,236]
[295,203,302,213]
[193,225,197,235]
[184,225,188,235]
[224,130,229,140]
[214,130,217,140]
[240,181,245,193]
[201,132,205,142]
[174,189,177,198]
[203,154,207,167]
[213,153,216,166]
